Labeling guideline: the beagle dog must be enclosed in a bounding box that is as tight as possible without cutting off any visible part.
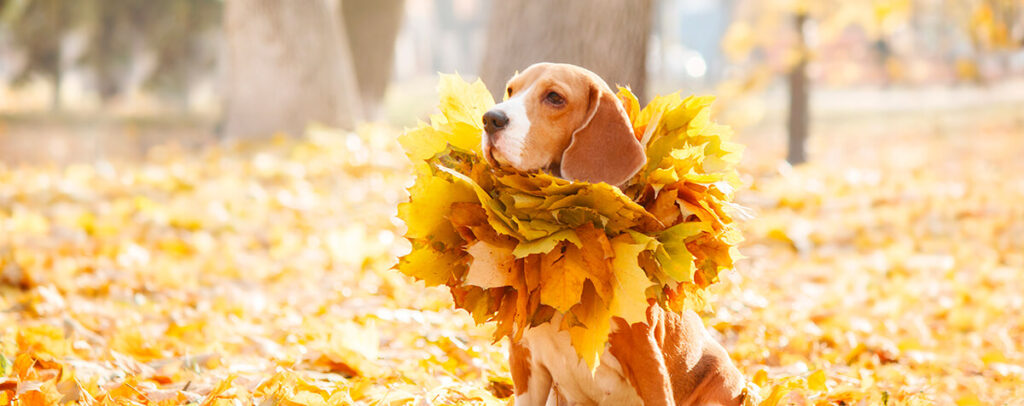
[481,63,747,406]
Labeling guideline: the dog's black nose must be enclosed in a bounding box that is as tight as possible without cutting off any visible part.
[483,110,509,135]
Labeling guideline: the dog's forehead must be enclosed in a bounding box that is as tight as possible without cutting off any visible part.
[508,63,594,91]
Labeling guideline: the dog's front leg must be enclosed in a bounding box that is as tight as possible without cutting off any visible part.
[510,341,552,406]
[611,310,746,406]
[608,319,676,406]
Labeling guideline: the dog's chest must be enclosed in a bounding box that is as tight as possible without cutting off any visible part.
[518,319,642,406]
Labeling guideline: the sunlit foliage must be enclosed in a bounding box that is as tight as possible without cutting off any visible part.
[1,119,1022,403]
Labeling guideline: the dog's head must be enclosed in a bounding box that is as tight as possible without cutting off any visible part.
[480,63,647,186]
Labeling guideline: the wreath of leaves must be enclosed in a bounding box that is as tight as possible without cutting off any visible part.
[397,74,745,369]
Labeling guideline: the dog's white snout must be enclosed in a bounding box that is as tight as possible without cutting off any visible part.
[483,90,531,169]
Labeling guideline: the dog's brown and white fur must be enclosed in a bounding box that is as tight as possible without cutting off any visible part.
[481,63,747,406]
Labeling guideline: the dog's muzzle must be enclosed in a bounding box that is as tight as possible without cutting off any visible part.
[482,109,510,167]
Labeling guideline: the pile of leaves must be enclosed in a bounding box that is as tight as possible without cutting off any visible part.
[1,98,1022,404]
[0,127,513,405]
[397,75,745,368]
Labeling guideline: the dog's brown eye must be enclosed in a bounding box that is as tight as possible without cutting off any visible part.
[507,87,513,97]
[545,91,565,106]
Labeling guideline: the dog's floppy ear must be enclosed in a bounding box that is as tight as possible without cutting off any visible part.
[560,84,646,186]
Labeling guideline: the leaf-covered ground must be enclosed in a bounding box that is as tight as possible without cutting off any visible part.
[1,120,1022,405]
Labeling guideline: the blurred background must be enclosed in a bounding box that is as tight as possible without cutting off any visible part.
[2,3,1023,403]
[0,0,1022,165]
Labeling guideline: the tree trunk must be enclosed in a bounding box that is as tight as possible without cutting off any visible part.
[92,10,121,103]
[49,0,64,112]
[786,13,810,165]
[51,67,62,112]
[479,0,653,101]
[222,0,362,139]
[340,0,404,120]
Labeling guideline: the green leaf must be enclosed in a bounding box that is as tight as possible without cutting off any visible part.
[0,354,10,377]
[513,230,582,258]
[655,222,711,282]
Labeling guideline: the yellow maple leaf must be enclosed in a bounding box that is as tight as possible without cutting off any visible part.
[437,73,494,132]
[492,289,518,341]
[464,241,517,289]
[567,287,612,371]
[435,121,486,157]
[16,324,69,357]
[758,376,808,406]
[574,224,614,303]
[17,379,64,406]
[398,245,462,287]
[608,236,654,325]
[538,244,588,314]
[956,393,983,406]
[616,86,641,123]
[512,229,582,258]
[256,369,332,405]
[397,74,492,162]
[436,165,520,238]
[807,369,828,392]
[397,124,453,162]
[399,174,477,247]
[205,374,253,402]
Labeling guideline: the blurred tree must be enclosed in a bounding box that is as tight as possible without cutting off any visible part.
[222,0,362,138]
[340,0,404,120]
[479,0,653,101]
[140,0,221,109]
[1,0,85,111]
[724,0,1022,164]
[787,12,810,164]
[722,0,913,164]
[80,0,138,102]
[957,0,1023,82]
[965,0,1023,51]
[3,0,220,110]
[82,0,220,108]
